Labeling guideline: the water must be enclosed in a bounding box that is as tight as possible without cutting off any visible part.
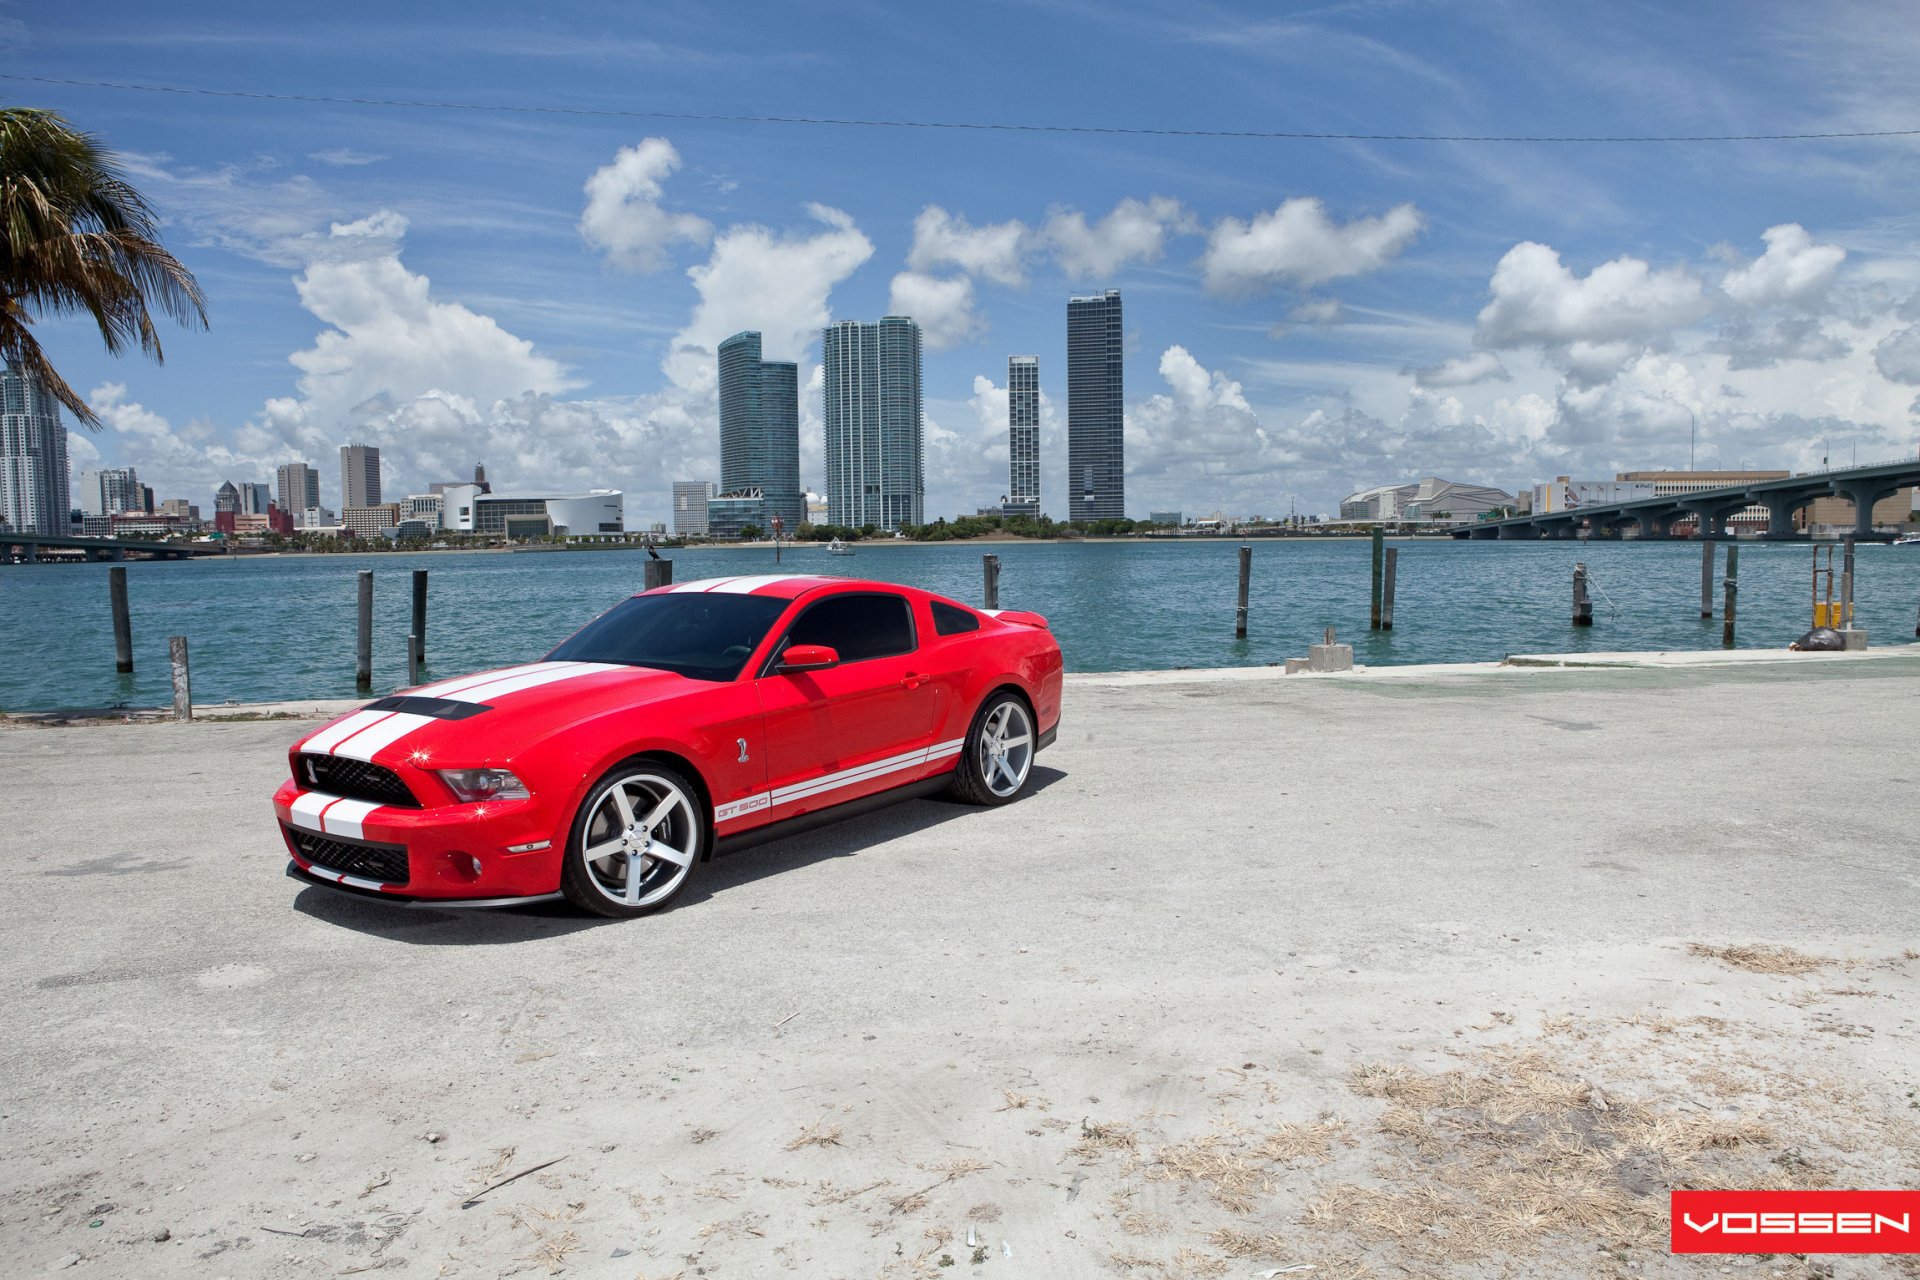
[2,539,1915,710]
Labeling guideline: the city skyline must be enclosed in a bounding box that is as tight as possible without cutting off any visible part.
[1,365,70,537]
[716,331,804,533]
[822,316,925,532]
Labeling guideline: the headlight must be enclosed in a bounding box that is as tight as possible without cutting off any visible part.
[436,768,531,802]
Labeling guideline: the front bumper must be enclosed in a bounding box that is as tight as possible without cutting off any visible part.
[285,861,562,909]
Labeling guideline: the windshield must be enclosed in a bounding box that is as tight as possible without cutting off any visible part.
[546,593,789,682]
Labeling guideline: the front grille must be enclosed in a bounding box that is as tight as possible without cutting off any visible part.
[298,754,420,808]
[289,828,410,885]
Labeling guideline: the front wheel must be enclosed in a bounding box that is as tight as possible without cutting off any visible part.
[949,691,1036,806]
[560,760,707,918]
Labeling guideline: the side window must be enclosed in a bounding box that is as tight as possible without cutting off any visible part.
[931,600,981,636]
[781,593,916,664]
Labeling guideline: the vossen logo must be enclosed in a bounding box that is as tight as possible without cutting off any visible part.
[1672,1191,1920,1254]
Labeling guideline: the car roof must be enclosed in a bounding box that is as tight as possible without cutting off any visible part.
[646,574,910,602]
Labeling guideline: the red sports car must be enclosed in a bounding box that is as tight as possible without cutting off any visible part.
[272,574,1063,917]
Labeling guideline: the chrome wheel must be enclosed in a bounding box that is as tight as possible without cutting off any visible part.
[578,770,698,908]
[977,699,1034,798]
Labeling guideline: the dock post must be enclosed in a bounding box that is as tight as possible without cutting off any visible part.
[1722,545,1739,648]
[983,554,1001,610]
[109,565,133,673]
[168,636,192,721]
[1841,537,1855,628]
[410,569,428,664]
[1234,545,1251,638]
[1382,547,1398,631]
[1699,541,1714,618]
[406,635,421,688]
[643,557,673,591]
[356,570,373,692]
[1370,528,1384,629]
[1572,562,1593,626]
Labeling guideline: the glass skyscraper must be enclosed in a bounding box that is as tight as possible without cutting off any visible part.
[1006,355,1040,517]
[0,364,70,536]
[1067,289,1124,522]
[717,332,803,533]
[822,316,924,532]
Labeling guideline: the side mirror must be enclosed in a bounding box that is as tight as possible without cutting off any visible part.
[777,643,840,673]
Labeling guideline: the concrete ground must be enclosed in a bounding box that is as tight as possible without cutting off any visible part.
[1,655,1916,1279]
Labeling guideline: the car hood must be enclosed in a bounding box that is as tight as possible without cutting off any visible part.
[293,661,692,767]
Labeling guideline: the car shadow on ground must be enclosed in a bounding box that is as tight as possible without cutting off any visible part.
[290,765,1066,946]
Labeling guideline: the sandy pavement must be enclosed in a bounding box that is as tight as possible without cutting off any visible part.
[2,656,1917,1278]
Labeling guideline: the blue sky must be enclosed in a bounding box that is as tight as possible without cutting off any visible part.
[11,1,1920,522]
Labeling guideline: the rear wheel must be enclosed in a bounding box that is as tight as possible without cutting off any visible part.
[560,760,706,918]
[949,691,1036,806]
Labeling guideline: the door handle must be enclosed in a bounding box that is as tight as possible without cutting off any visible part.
[900,673,927,690]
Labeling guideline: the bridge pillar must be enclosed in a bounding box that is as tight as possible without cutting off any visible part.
[1762,494,1803,540]
[1834,483,1899,539]
[23,543,38,564]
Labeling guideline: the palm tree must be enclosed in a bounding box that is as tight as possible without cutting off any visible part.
[1,107,206,427]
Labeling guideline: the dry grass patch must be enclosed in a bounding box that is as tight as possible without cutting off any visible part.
[1687,942,1832,975]
[784,1118,844,1151]
[1070,1117,1139,1161]
[1205,1225,1290,1258]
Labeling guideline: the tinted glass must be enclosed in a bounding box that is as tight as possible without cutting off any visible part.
[546,593,788,681]
[931,600,981,636]
[781,593,915,663]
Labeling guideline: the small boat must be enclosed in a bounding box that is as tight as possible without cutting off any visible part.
[826,537,855,555]
[1894,531,1920,547]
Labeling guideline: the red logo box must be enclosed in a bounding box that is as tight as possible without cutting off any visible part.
[1672,1190,1919,1253]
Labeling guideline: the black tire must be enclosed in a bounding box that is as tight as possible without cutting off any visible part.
[949,690,1037,807]
[559,758,708,918]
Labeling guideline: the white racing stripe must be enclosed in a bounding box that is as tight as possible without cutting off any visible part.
[928,737,966,760]
[318,797,382,839]
[287,791,336,834]
[441,661,624,704]
[713,736,968,825]
[413,662,554,699]
[302,864,391,892]
[332,712,438,762]
[706,575,812,595]
[665,576,741,593]
[303,709,393,755]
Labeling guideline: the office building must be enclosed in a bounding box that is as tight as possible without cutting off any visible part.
[1006,355,1040,517]
[213,480,241,515]
[277,462,320,517]
[0,364,70,536]
[403,494,445,530]
[237,481,272,515]
[707,489,766,541]
[1067,289,1124,522]
[672,480,714,536]
[822,316,925,531]
[716,333,802,533]
[75,466,143,520]
[341,443,382,508]
[342,504,402,538]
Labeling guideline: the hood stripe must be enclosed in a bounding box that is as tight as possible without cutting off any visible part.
[441,661,625,705]
[332,711,439,762]
[413,661,555,700]
[304,709,394,755]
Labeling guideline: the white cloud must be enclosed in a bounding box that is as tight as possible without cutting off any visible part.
[1721,223,1846,308]
[1475,241,1710,349]
[579,138,713,272]
[308,148,386,167]
[1044,196,1194,281]
[888,271,983,350]
[1201,198,1423,296]
[1873,323,1920,384]
[1410,351,1510,388]
[907,206,1030,287]
[1289,299,1346,325]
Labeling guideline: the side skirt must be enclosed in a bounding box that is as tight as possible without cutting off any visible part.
[1037,723,1057,751]
[712,773,953,859]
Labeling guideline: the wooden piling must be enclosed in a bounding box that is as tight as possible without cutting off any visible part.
[1369,528,1384,629]
[1234,545,1251,638]
[356,570,373,692]
[109,565,133,673]
[406,635,421,688]
[1382,547,1398,631]
[1722,545,1739,648]
[168,636,192,721]
[411,569,428,664]
[643,558,673,591]
[983,554,1001,610]
[1841,537,1855,629]
[1699,541,1714,618]
[1572,562,1593,626]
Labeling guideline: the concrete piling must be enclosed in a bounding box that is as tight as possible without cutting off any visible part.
[1382,547,1398,631]
[643,558,673,591]
[1234,545,1250,639]
[1573,563,1593,626]
[1722,545,1739,648]
[411,569,428,665]
[1370,528,1385,629]
[1841,537,1855,629]
[983,554,1001,611]
[1699,541,1715,618]
[168,636,191,721]
[355,570,373,693]
[109,566,133,673]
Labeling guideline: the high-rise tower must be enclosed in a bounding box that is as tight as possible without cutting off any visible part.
[277,461,320,516]
[1007,355,1040,517]
[0,363,70,535]
[1067,289,1124,522]
[341,443,382,508]
[717,332,803,532]
[822,316,924,531]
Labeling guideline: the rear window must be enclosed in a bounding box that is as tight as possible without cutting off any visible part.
[546,593,787,681]
[778,593,916,663]
[932,600,981,636]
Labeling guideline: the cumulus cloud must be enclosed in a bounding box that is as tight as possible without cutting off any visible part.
[1043,196,1194,281]
[1873,323,1920,383]
[1711,315,1852,370]
[1201,198,1422,295]
[1720,223,1845,308]
[1410,350,1510,388]
[579,138,713,272]
[888,271,983,350]
[907,206,1030,287]
[1475,242,1710,350]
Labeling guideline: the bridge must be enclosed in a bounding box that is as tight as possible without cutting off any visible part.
[1452,458,1920,541]
[1,532,212,563]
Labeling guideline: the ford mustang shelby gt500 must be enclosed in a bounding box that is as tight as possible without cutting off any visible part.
[272,575,1063,917]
